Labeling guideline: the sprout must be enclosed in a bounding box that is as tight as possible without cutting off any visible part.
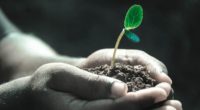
[111,4,143,67]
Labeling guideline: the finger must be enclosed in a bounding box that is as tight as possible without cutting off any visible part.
[142,60,172,84]
[153,72,172,85]
[84,87,168,110]
[112,83,170,109]
[78,49,113,68]
[164,100,182,110]
[84,83,170,110]
[155,82,171,96]
[35,63,128,100]
[148,83,172,109]
[153,105,176,110]
[132,82,171,103]
[123,49,172,84]
[93,49,172,84]
[34,89,179,110]
[81,49,172,84]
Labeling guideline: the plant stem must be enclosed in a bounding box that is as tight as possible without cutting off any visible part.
[111,28,125,67]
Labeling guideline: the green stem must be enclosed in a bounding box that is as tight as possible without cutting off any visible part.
[111,28,125,67]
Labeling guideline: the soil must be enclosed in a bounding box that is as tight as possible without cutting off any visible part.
[84,63,158,92]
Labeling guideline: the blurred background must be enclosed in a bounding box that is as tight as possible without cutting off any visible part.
[0,0,199,109]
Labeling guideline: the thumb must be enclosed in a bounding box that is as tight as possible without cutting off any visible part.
[40,63,127,100]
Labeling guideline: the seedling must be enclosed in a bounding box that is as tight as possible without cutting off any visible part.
[111,4,143,67]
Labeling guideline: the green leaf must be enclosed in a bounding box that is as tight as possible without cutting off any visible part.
[125,30,140,43]
[124,4,143,30]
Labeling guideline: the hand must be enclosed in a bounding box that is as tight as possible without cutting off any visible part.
[0,49,181,110]
[78,49,182,110]
[23,62,173,110]
[79,49,172,84]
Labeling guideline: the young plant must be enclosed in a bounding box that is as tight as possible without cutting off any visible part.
[111,4,143,67]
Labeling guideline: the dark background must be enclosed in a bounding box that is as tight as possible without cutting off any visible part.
[0,0,200,109]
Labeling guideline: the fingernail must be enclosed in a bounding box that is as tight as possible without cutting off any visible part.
[111,82,127,98]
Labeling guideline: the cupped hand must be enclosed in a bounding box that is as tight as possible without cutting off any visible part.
[26,49,182,110]
[79,49,172,84]
[77,48,182,110]
[27,62,181,110]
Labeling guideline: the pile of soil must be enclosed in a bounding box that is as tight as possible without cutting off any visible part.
[84,63,158,92]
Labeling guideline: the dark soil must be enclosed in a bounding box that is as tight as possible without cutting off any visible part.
[84,63,158,92]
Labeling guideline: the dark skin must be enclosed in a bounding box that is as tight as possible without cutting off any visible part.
[0,9,182,110]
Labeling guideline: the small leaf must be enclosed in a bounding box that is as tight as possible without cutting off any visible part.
[125,30,140,43]
[124,5,143,30]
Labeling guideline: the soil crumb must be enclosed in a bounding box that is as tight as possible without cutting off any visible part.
[84,63,157,92]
